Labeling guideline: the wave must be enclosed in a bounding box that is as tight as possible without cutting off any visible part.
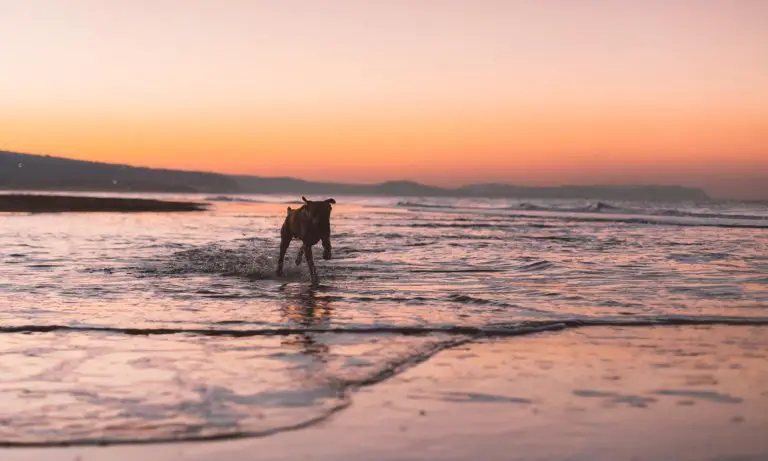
[517,201,627,213]
[524,214,768,229]
[580,201,624,212]
[444,294,550,313]
[516,201,768,220]
[516,202,545,211]
[518,260,555,272]
[204,196,303,205]
[397,208,767,229]
[447,294,501,305]
[410,268,506,273]
[3,315,767,338]
[386,222,517,229]
[205,195,259,203]
[0,333,469,448]
[2,315,767,447]
[398,200,633,214]
[396,201,456,209]
[654,208,768,221]
[397,200,768,224]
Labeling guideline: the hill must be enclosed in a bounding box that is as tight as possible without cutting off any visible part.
[1,151,238,193]
[0,150,711,202]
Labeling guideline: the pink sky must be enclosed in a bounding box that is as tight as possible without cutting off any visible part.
[1,0,766,198]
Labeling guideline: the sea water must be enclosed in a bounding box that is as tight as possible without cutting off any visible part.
[1,193,766,446]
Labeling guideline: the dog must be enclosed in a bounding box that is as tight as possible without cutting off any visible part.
[277,196,336,283]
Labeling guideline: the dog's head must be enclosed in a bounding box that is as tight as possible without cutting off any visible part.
[302,196,336,231]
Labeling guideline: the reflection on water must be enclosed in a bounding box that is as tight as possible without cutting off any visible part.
[0,195,766,445]
[280,285,333,357]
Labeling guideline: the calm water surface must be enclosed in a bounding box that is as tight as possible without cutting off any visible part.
[1,194,767,446]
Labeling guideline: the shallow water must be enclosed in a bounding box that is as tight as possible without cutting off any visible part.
[1,193,767,445]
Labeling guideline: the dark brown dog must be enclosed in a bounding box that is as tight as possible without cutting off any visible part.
[277,196,336,283]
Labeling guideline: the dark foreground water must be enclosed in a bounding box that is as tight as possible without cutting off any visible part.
[1,193,766,446]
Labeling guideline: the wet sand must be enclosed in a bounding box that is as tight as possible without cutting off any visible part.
[5,325,767,461]
[0,194,206,212]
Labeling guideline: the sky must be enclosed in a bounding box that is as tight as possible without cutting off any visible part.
[1,0,766,198]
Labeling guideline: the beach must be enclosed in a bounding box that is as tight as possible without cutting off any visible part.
[1,194,767,460]
[4,1,767,458]
[4,325,767,461]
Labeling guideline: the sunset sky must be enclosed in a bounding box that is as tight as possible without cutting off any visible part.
[1,0,766,198]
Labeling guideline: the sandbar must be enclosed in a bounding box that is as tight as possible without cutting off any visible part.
[0,194,207,213]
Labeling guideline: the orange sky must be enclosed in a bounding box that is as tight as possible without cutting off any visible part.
[1,1,767,198]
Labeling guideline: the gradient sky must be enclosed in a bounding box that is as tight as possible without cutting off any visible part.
[1,0,766,198]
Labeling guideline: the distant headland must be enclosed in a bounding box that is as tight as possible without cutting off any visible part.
[1,150,711,202]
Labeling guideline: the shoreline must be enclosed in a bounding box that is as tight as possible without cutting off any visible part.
[3,325,766,461]
[0,194,207,213]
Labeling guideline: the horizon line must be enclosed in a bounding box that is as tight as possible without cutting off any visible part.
[1,148,711,193]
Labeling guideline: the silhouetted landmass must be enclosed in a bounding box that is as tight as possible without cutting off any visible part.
[1,151,238,193]
[1,150,711,202]
[0,194,206,213]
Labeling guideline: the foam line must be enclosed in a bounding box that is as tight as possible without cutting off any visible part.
[3,315,767,338]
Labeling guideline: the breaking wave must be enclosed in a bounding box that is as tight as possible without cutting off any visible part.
[3,315,768,338]
[395,200,768,228]
[204,195,303,205]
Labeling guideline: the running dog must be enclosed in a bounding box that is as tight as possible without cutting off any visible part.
[277,196,336,283]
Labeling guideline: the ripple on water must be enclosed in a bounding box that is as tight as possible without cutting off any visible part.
[0,332,456,445]
[0,197,767,446]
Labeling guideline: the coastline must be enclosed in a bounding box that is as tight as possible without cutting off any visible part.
[0,194,207,213]
[4,325,766,461]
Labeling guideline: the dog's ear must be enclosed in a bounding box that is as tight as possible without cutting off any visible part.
[325,198,336,205]
[302,196,309,203]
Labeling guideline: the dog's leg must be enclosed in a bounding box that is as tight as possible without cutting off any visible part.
[277,235,290,277]
[304,244,318,284]
[321,236,332,260]
[295,246,304,266]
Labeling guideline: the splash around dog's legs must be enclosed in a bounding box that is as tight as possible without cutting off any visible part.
[304,244,319,284]
[277,236,290,277]
[322,236,332,260]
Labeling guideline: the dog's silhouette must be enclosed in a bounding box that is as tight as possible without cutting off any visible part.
[277,196,336,283]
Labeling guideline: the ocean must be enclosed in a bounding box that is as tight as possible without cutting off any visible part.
[1,193,767,450]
